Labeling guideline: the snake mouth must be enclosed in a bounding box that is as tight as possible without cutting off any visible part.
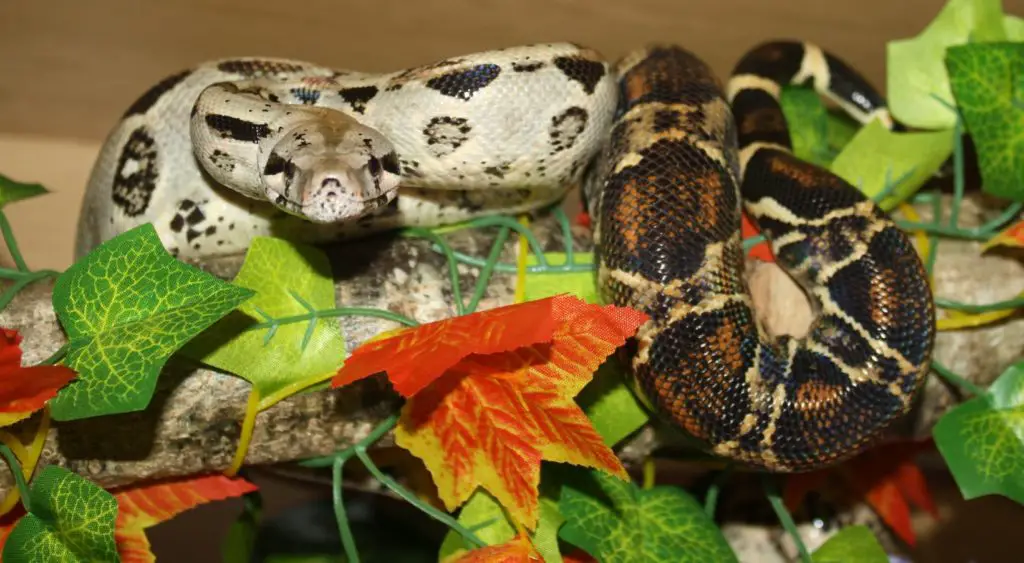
[266,188,393,222]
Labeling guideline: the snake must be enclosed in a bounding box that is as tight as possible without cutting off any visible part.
[584,42,935,472]
[75,43,618,260]
[75,40,935,472]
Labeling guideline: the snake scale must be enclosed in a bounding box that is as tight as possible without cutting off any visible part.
[76,40,936,472]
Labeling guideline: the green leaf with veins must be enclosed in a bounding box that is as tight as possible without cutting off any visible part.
[811,526,889,563]
[946,42,1024,201]
[49,224,253,421]
[439,488,564,563]
[829,119,954,209]
[1,465,119,562]
[181,236,345,408]
[558,470,738,563]
[933,360,1024,504]
[886,0,1010,129]
[779,85,833,167]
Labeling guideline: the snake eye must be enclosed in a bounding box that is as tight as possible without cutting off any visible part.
[367,157,381,177]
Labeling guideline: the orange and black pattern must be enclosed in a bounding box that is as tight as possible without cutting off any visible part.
[585,42,935,472]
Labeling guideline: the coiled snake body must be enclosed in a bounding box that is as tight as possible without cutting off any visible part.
[77,41,935,472]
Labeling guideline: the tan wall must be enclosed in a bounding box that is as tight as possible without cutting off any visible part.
[5,0,1023,143]
[0,0,1022,270]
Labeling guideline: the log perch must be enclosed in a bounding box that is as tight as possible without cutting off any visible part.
[0,194,1021,501]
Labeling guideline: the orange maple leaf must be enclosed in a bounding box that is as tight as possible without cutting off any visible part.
[784,440,937,547]
[392,294,643,530]
[741,212,775,262]
[982,219,1024,251]
[332,296,559,397]
[0,328,77,426]
[444,533,543,563]
[114,474,259,562]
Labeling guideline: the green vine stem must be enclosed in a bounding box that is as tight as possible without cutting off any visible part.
[931,359,987,397]
[353,447,485,549]
[331,454,360,563]
[0,444,32,514]
[934,295,1024,314]
[0,211,29,273]
[703,467,732,519]
[302,414,485,551]
[464,225,511,314]
[763,475,811,563]
[34,342,69,367]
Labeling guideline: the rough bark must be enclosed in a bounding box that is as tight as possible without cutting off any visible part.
[0,194,1020,503]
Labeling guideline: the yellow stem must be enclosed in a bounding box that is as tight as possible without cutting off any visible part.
[226,388,261,477]
[514,215,531,304]
[642,457,656,489]
[0,408,50,516]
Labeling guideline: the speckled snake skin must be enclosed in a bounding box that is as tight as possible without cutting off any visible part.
[76,43,617,260]
[77,41,935,472]
[584,42,935,471]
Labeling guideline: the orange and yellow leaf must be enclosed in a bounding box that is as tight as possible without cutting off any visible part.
[444,533,543,563]
[395,294,644,530]
[332,297,560,397]
[982,219,1024,251]
[114,473,258,562]
[0,329,77,427]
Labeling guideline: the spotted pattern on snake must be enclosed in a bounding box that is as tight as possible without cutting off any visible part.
[583,42,935,472]
[75,43,617,259]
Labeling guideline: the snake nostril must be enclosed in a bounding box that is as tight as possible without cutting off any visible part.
[320,177,341,189]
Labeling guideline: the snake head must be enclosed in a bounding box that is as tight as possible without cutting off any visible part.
[260,120,402,223]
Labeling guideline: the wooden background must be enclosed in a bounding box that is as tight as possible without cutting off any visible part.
[2,2,1024,560]
[4,0,1024,143]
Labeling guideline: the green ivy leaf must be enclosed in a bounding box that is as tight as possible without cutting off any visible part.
[577,359,649,447]
[181,237,345,407]
[521,252,599,304]
[0,173,47,208]
[1006,15,1024,39]
[438,489,565,563]
[558,470,738,562]
[946,42,1024,201]
[1,466,119,562]
[933,360,1024,504]
[886,0,1010,129]
[49,224,254,421]
[779,86,833,167]
[825,112,861,154]
[829,119,954,209]
[810,525,889,562]
[222,492,262,563]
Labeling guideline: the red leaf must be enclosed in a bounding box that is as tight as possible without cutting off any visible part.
[783,469,830,512]
[332,297,559,397]
[0,328,77,426]
[0,504,25,552]
[114,474,258,562]
[395,294,645,530]
[741,212,775,262]
[563,548,598,563]
[835,442,936,547]
[444,533,542,562]
[782,440,938,548]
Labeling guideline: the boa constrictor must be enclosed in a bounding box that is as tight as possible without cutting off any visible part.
[76,41,935,472]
